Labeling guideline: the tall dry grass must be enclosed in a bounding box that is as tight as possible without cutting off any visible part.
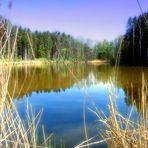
[0,17,53,148]
[76,72,148,148]
[76,33,148,148]
[75,18,148,147]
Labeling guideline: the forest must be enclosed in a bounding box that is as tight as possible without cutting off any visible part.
[0,12,148,66]
[121,12,148,66]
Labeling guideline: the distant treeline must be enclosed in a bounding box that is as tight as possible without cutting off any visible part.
[0,16,120,62]
[95,12,148,66]
[17,28,97,61]
[0,12,148,65]
[0,17,95,61]
[121,12,148,66]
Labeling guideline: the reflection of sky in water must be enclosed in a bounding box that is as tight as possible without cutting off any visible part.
[13,72,135,148]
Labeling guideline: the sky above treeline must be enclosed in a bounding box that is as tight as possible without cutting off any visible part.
[0,0,148,41]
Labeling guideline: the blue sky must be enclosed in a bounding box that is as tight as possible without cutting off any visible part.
[1,0,148,41]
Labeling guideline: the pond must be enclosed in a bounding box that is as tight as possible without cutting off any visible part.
[7,64,148,148]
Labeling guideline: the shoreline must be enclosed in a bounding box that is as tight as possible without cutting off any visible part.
[87,59,109,65]
[0,59,109,66]
[0,60,72,66]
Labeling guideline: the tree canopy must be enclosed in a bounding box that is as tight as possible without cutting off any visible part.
[120,12,148,66]
[1,11,148,66]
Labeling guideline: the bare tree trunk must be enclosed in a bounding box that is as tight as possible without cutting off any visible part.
[138,19,142,64]
[132,23,135,64]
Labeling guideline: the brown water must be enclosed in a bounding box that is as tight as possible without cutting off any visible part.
[6,64,148,147]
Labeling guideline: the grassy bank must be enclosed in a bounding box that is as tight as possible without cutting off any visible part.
[0,59,70,66]
[0,59,110,67]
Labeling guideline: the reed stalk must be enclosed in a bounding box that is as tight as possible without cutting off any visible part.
[0,16,53,148]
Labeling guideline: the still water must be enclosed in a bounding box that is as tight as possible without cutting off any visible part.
[7,64,148,147]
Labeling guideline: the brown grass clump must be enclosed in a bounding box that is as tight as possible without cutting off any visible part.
[0,16,53,148]
[76,73,148,148]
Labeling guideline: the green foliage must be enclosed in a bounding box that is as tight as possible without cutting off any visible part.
[51,135,56,148]
[15,28,94,61]
[0,16,119,63]
[60,139,65,148]
[94,40,115,60]
[2,12,148,66]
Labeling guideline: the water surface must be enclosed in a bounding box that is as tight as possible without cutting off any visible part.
[7,64,148,147]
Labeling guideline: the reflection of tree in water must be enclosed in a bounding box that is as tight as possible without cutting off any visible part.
[6,64,148,111]
[125,83,148,112]
[93,66,148,113]
[8,64,91,99]
[7,64,115,99]
[118,68,148,113]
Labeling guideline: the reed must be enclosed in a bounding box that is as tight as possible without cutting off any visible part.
[76,30,148,148]
[76,73,148,148]
[0,16,53,148]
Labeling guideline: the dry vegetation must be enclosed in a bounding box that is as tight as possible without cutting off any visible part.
[1,20,148,148]
[0,17,53,148]
[76,73,148,148]
[1,1,148,148]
